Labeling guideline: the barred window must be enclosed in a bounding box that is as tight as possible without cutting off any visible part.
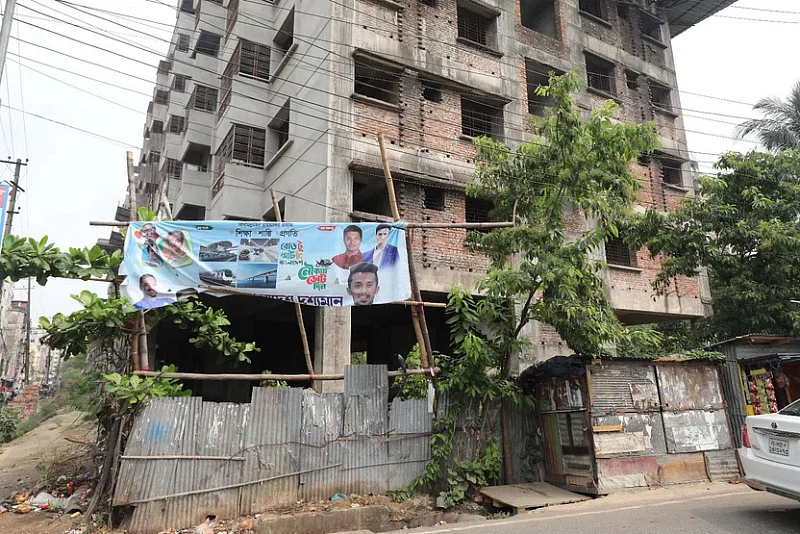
[173,74,188,93]
[218,124,267,168]
[461,96,503,139]
[457,6,490,46]
[155,89,169,105]
[585,53,614,94]
[239,40,270,81]
[605,236,636,267]
[151,120,164,134]
[166,158,183,180]
[423,187,445,210]
[579,0,603,19]
[190,85,218,112]
[465,197,493,233]
[168,115,185,134]
[177,34,190,53]
[148,151,160,165]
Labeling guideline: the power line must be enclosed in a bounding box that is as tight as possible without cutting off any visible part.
[10,6,760,160]
[0,103,138,148]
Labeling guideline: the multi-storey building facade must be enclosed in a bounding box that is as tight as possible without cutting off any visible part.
[130,0,731,391]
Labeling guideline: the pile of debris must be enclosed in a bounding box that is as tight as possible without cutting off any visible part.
[0,472,91,518]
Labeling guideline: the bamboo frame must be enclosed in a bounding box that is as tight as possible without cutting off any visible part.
[125,151,148,372]
[133,367,436,381]
[88,220,513,230]
[270,188,316,391]
[378,134,439,395]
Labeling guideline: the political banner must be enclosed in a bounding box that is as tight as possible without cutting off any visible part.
[0,184,9,232]
[120,220,412,310]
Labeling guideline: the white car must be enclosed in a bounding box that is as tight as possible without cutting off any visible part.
[741,399,800,501]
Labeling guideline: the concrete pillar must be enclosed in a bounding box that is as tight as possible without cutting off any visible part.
[314,308,350,392]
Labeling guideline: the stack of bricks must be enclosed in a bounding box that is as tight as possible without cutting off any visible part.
[7,382,40,419]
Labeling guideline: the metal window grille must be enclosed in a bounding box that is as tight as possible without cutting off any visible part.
[191,85,218,112]
[219,50,237,117]
[354,62,399,104]
[168,115,185,134]
[148,151,160,165]
[650,82,672,112]
[179,0,194,13]
[177,34,190,53]
[155,89,169,105]
[151,120,164,134]
[660,162,682,186]
[579,0,602,18]
[423,187,445,210]
[157,60,171,75]
[585,55,612,93]
[465,197,491,223]
[457,7,489,46]
[605,237,635,267]
[166,159,182,180]
[219,125,267,169]
[461,97,500,138]
[173,74,188,93]
[239,40,271,81]
[226,0,239,36]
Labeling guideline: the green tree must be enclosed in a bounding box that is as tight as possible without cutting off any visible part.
[630,150,800,339]
[736,81,800,151]
[404,71,662,505]
[467,70,660,366]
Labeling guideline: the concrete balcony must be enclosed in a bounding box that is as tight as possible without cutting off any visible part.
[148,101,168,123]
[179,108,214,160]
[192,51,220,87]
[206,162,265,220]
[173,165,212,216]
[161,131,183,166]
[604,266,705,324]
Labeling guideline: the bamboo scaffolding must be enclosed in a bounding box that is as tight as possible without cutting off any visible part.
[88,220,513,229]
[377,134,439,396]
[270,188,316,391]
[133,367,436,381]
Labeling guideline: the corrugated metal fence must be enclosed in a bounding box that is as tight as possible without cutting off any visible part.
[114,365,535,533]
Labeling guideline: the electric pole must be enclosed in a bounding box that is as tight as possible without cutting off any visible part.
[3,159,23,237]
[0,0,19,100]
[23,278,30,382]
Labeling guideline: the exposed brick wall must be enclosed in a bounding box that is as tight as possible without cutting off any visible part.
[397,182,491,274]
[420,0,504,75]
[8,382,40,419]
[578,3,623,49]
[515,0,571,60]
[353,99,401,145]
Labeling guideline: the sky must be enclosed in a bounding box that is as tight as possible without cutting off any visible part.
[1,0,798,322]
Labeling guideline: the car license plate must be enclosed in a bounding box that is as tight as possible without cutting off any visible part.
[769,438,790,457]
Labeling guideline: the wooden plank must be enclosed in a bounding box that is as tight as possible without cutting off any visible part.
[478,483,590,511]
[592,424,623,433]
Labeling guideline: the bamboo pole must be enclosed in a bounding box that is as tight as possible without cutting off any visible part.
[377,134,438,394]
[127,463,343,505]
[132,367,437,381]
[270,188,316,391]
[125,151,147,372]
[88,220,514,230]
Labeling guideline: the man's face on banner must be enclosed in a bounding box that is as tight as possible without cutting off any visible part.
[347,272,379,305]
[141,276,158,298]
[344,230,362,254]
[376,228,390,247]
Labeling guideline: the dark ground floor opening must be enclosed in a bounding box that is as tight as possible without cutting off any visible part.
[153,291,450,402]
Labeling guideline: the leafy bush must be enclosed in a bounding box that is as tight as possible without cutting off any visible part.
[0,407,20,443]
[104,365,191,414]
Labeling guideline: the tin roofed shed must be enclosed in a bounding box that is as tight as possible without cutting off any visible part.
[519,354,739,495]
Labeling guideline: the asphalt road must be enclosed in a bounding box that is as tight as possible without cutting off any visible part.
[377,484,800,534]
